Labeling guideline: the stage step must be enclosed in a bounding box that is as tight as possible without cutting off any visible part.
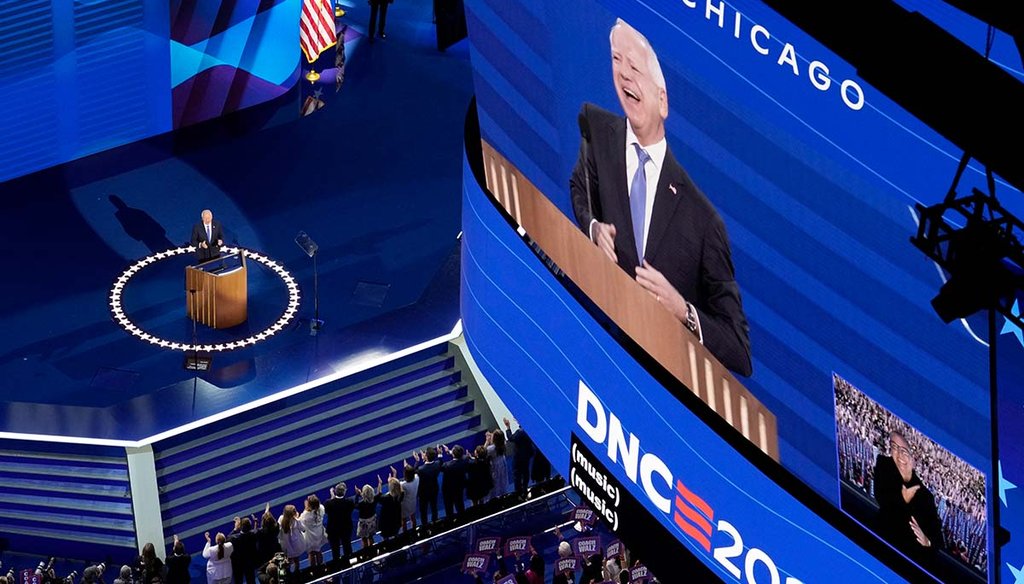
[0,446,136,561]
[153,346,491,552]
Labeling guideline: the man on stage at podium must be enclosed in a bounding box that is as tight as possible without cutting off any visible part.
[569,18,752,377]
[190,209,224,262]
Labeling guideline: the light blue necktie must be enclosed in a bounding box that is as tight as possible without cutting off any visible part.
[630,143,651,264]
[206,223,212,243]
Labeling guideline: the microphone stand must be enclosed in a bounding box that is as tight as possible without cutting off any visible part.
[578,112,595,235]
[188,288,199,417]
[311,249,323,334]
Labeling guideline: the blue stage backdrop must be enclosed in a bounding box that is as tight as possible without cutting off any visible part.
[0,0,304,182]
[998,294,1024,582]
[465,0,1024,581]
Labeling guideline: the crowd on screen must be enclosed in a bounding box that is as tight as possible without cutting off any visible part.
[24,420,555,584]
[834,376,988,571]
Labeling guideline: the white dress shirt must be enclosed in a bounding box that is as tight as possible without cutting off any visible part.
[624,120,667,259]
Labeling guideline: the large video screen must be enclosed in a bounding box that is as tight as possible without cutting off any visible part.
[834,373,987,581]
[0,0,303,182]
[465,0,1023,580]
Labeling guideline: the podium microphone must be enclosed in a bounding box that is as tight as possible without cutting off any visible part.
[577,111,595,236]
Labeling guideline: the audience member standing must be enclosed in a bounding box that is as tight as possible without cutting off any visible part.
[356,484,379,550]
[399,464,419,533]
[487,430,509,498]
[324,483,355,561]
[255,505,282,565]
[414,447,442,525]
[277,505,306,573]
[299,494,327,567]
[228,517,258,584]
[166,535,191,584]
[440,444,469,519]
[137,542,164,584]
[552,542,575,584]
[377,475,404,540]
[505,418,534,497]
[202,532,234,584]
[466,445,494,506]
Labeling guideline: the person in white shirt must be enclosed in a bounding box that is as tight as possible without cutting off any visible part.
[202,532,233,584]
[399,464,419,533]
[298,494,327,567]
[569,18,752,377]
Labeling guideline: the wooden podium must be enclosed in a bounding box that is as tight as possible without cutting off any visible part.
[186,251,248,329]
[480,141,779,460]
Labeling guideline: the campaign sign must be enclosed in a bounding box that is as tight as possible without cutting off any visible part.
[556,557,580,573]
[630,564,651,583]
[606,540,623,558]
[504,536,531,558]
[496,576,517,584]
[462,553,490,574]
[572,504,597,526]
[574,535,602,558]
[476,536,502,554]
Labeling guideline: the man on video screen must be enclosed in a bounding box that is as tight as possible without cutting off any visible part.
[873,431,944,564]
[569,18,752,376]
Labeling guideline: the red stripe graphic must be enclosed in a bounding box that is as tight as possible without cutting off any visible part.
[300,0,337,63]
[676,479,714,520]
[674,511,712,552]
[674,496,712,536]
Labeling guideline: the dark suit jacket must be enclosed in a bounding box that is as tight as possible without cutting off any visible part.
[569,103,752,376]
[190,220,224,262]
[440,456,469,497]
[417,459,442,498]
[506,428,534,468]
[323,496,355,537]
[228,529,259,571]
[164,553,191,584]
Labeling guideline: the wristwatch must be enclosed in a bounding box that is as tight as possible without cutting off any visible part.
[685,303,699,334]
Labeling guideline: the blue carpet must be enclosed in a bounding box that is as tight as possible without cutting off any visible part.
[0,1,471,441]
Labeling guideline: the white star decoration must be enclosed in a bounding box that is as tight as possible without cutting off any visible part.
[108,246,301,353]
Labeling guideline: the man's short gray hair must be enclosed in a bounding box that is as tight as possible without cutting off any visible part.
[609,18,666,92]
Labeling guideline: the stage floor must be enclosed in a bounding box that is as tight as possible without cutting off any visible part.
[0,1,471,443]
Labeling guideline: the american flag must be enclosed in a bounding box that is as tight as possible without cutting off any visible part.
[300,0,337,63]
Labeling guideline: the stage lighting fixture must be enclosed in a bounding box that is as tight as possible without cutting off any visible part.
[912,188,1024,327]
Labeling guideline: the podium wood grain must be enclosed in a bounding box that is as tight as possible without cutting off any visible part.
[481,140,778,460]
[185,256,248,329]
